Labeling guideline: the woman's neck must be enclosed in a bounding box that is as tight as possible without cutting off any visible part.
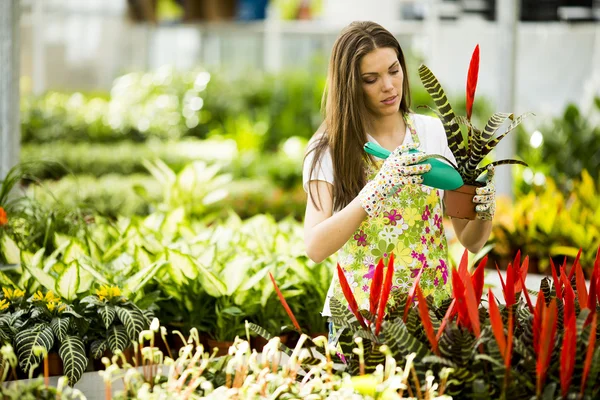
[368,112,406,146]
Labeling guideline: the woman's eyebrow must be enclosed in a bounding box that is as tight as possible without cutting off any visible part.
[361,61,399,76]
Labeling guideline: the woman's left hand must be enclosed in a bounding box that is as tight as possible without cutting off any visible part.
[473,165,496,221]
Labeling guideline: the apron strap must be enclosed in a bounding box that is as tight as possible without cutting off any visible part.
[403,113,420,146]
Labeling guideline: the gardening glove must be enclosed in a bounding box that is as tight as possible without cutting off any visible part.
[359,142,431,218]
[473,165,496,220]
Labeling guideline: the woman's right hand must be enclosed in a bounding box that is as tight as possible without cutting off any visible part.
[358,143,431,217]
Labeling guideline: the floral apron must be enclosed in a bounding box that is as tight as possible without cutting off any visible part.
[332,114,452,320]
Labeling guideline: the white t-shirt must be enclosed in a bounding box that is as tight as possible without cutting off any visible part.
[302,113,457,316]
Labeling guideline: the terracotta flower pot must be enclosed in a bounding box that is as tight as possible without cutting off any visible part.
[444,184,481,220]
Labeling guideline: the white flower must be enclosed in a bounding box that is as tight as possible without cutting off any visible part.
[363,255,375,267]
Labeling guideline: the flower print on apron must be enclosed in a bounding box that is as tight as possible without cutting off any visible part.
[332,113,452,317]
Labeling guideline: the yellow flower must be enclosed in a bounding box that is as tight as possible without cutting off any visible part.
[58,303,67,313]
[47,301,56,312]
[32,290,44,302]
[45,291,61,303]
[0,299,9,311]
[2,287,25,301]
[96,285,122,302]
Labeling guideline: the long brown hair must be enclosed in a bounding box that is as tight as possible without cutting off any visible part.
[305,21,412,211]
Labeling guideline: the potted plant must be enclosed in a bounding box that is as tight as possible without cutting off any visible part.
[81,285,150,369]
[418,45,529,219]
[12,289,89,385]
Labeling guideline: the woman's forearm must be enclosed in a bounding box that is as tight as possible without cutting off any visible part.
[451,218,493,254]
[305,198,367,263]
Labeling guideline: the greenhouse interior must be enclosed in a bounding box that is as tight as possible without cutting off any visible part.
[0,0,600,399]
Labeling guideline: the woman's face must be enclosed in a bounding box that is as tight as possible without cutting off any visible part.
[359,47,404,118]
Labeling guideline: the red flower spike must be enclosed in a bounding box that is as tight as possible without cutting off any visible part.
[403,262,424,323]
[561,270,576,323]
[336,265,368,330]
[464,269,481,337]
[269,272,302,332]
[580,313,597,395]
[560,315,577,398]
[416,285,439,356]
[466,44,480,120]
[376,254,395,336]
[567,248,582,281]
[436,299,455,341]
[550,258,563,299]
[458,249,470,285]
[452,268,471,331]
[472,255,488,305]
[369,258,385,316]
[514,255,529,293]
[576,262,589,310]
[533,291,545,354]
[536,299,558,397]
[518,270,535,313]
[488,290,507,356]
[505,262,516,308]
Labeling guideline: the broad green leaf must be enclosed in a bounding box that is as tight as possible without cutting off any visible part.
[167,250,198,280]
[1,235,20,265]
[123,260,167,297]
[115,307,147,342]
[21,256,55,293]
[51,317,70,342]
[99,305,116,329]
[63,241,87,264]
[14,324,55,374]
[59,336,88,385]
[56,262,80,302]
[107,325,130,354]
[90,339,107,360]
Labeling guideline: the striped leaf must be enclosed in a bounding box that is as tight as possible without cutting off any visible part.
[51,317,70,342]
[90,339,107,360]
[107,325,129,354]
[481,112,514,142]
[422,355,478,397]
[439,323,477,367]
[382,318,430,359]
[14,324,55,374]
[246,323,293,357]
[472,160,528,182]
[59,335,88,385]
[98,305,116,330]
[115,307,147,342]
[329,297,359,333]
[418,65,468,166]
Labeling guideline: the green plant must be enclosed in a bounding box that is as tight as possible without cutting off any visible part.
[81,285,151,362]
[12,289,88,385]
[516,97,600,193]
[492,170,600,273]
[418,45,528,185]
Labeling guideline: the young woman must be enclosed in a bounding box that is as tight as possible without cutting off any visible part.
[302,21,495,328]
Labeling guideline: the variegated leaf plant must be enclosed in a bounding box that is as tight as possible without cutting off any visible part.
[418,45,530,185]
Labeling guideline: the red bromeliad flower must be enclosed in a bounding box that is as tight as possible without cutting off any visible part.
[268,272,301,332]
[337,264,368,330]
[560,314,577,398]
[416,285,439,355]
[369,258,385,317]
[375,254,394,336]
[466,44,480,120]
[0,207,7,226]
[536,299,558,397]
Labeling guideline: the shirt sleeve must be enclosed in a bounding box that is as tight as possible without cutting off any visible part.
[302,136,334,193]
